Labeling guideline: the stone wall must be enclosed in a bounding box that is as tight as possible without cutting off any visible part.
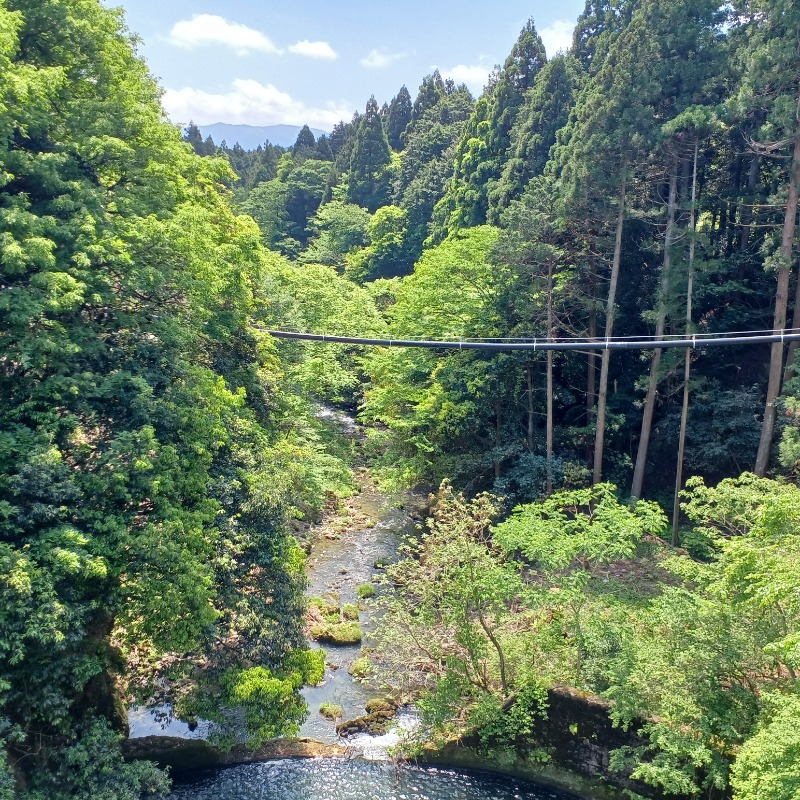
[425,685,659,800]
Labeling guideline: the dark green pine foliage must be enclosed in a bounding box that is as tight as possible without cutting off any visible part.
[331,111,362,173]
[386,85,413,151]
[315,133,334,160]
[220,140,284,200]
[430,96,492,237]
[395,81,474,259]
[572,0,641,75]
[410,70,446,128]
[241,153,333,253]
[433,20,547,236]
[292,124,317,160]
[247,142,281,185]
[348,96,393,212]
[490,20,549,157]
[183,120,204,153]
[488,54,582,222]
[182,122,217,156]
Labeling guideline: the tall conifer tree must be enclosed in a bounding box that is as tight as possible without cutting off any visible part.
[386,85,413,151]
[734,0,800,476]
[434,20,547,236]
[348,96,392,212]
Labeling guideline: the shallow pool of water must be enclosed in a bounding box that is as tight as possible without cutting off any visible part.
[167,759,577,800]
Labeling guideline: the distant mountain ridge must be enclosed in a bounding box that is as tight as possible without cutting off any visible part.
[197,123,329,150]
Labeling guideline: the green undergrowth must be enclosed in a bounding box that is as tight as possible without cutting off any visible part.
[373,477,800,799]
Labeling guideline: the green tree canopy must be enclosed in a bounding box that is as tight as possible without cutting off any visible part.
[348,96,393,212]
[0,0,327,792]
[386,85,413,151]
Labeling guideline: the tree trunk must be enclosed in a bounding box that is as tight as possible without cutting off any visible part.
[631,156,679,499]
[546,260,554,494]
[784,267,800,385]
[754,128,800,476]
[586,256,597,462]
[733,154,760,306]
[477,608,508,698]
[494,402,502,480]
[593,170,627,484]
[672,139,699,546]
[739,154,760,254]
[526,362,535,453]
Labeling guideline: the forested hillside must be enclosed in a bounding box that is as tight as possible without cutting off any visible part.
[0,0,348,795]
[2,0,800,796]
[194,0,800,795]
[213,0,800,512]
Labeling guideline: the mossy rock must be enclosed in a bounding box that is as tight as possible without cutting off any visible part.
[319,702,343,720]
[365,698,396,715]
[336,710,394,738]
[341,603,360,621]
[310,621,362,645]
[373,558,389,570]
[348,656,373,681]
[356,583,376,599]
[308,597,341,622]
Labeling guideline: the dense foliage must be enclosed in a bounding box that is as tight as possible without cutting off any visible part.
[0,0,348,794]
[376,476,800,796]
[3,0,800,795]
[193,1,799,796]
[214,0,800,515]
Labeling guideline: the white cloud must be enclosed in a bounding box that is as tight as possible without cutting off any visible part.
[442,62,492,94]
[540,20,574,57]
[162,79,352,129]
[167,14,281,55]
[289,40,337,59]
[360,49,407,68]
[289,39,339,60]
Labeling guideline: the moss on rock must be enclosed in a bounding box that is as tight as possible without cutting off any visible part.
[319,702,343,720]
[341,603,360,621]
[336,710,394,737]
[309,621,362,645]
[365,698,396,715]
[348,656,373,680]
[356,583,376,599]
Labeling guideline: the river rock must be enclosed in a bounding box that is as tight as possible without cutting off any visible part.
[335,709,394,737]
[364,698,397,715]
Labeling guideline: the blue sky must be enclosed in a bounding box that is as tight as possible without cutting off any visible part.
[109,0,586,131]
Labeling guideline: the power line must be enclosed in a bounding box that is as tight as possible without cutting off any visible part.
[261,328,800,352]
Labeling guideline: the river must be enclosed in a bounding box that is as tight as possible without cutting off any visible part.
[148,408,585,800]
[167,759,577,799]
